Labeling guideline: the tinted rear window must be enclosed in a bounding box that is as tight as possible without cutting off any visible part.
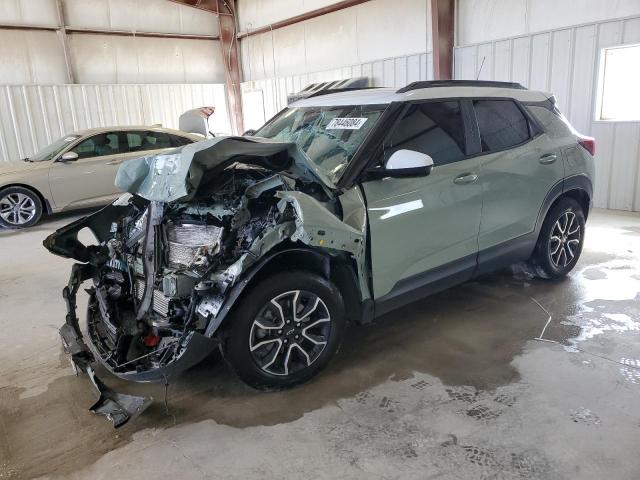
[473,100,530,152]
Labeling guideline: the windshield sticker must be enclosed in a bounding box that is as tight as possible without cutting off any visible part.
[326,118,368,130]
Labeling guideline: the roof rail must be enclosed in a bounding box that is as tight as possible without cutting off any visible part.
[305,86,382,99]
[396,80,526,93]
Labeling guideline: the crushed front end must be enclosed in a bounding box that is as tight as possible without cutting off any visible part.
[44,137,369,427]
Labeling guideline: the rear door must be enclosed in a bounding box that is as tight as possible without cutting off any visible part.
[48,131,128,209]
[362,100,483,300]
[471,99,564,252]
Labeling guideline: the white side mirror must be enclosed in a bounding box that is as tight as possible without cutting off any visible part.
[385,149,434,176]
[60,151,79,162]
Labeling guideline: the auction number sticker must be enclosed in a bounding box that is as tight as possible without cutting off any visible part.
[326,117,368,130]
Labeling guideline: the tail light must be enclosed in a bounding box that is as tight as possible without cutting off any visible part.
[578,135,596,156]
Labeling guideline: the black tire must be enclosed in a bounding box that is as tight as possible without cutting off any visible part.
[222,270,346,390]
[531,197,585,279]
[0,186,43,229]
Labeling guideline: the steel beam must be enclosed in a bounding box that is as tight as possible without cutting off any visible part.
[217,0,243,135]
[56,0,74,83]
[430,0,455,80]
[65,28,219,41]
[237,0,372,39]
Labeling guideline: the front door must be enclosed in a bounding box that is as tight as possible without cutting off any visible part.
[49,132,128,210]
[362,100,483,300]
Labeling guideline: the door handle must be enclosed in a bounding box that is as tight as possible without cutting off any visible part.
[454,173,478,185]
[539,153,557,165]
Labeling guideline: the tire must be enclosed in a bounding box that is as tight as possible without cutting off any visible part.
[531,197,585,279]
[222,270,346,390]
[0,186,43,229]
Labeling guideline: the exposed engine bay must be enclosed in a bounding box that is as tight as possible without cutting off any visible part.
[89,167,324,375]
[44,137,368,426]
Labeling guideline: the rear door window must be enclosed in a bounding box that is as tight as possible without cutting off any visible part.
[126,131,174,152]
[73,132,122,159]
[473,100,531,153]
[385,101,466,165]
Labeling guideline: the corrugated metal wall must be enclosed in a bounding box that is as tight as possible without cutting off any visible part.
[67,34,224,84]
[241,52,434,130]
[454,15,640,212]
[0,0,224,85]
[239,0,430,82]
[0,83,231,164]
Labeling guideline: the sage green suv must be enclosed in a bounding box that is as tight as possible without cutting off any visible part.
[46,80,594,425]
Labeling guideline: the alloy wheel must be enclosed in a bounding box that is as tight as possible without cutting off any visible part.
[249,290,331,376]
[549,210,581,268]
[0,192,37,226]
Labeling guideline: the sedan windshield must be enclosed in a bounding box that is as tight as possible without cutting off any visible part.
[29,135,80,162]
[255,104,387,185]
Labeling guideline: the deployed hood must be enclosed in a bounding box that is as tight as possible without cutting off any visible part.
[115,136,332,203]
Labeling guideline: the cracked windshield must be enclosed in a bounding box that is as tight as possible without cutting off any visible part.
[256,104,387,185]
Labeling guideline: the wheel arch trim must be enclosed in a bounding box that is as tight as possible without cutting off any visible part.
[203,246,363,338]
[536,174,592,235]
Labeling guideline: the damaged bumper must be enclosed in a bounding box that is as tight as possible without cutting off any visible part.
[58,263,218,427]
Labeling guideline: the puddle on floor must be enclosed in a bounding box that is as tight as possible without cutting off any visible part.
[3,248,640,479]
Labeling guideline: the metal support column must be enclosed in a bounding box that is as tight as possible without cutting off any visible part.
[56,0,75,84]
[217,0,244,135]
[430,0,455,80]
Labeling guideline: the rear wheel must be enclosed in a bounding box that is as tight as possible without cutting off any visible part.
[222,271,346,390]
[0,186,43,229]
[531,197,585,279]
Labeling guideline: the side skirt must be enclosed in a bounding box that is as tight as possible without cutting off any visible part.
[374,254,476,317]
[373,233,538,318]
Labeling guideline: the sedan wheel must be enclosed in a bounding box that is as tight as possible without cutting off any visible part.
[0,187,42,228]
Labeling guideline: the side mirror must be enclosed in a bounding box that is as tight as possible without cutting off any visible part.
[59,151,79,162]
[243,129,257,136]
[379,150,434,177]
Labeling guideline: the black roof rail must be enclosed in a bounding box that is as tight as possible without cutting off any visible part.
[396,80,526,93]
[306,86,382,99]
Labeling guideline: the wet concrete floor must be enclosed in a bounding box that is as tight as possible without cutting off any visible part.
[1,208,639,479]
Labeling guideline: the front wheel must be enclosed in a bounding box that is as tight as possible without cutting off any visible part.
[531,197,585,279]
[0,186,43,228]
[222,271,346,390]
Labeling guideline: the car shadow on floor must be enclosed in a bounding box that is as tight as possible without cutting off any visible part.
[0,263,589,479]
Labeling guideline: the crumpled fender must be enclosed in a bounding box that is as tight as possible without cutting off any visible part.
[275,188,371,300]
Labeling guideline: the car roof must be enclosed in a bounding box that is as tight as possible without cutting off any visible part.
[71,125,202,140]
[290,82,550,107]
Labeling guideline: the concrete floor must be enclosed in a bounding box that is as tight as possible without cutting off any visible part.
[1,208,639,480]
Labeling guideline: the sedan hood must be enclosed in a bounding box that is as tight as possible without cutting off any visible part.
[0,160,44,176]
[115,136,331,203]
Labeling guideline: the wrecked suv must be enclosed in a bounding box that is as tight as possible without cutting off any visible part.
[45,81,594,425]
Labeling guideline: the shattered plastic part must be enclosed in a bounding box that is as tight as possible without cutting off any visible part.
[87,367,152,428]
